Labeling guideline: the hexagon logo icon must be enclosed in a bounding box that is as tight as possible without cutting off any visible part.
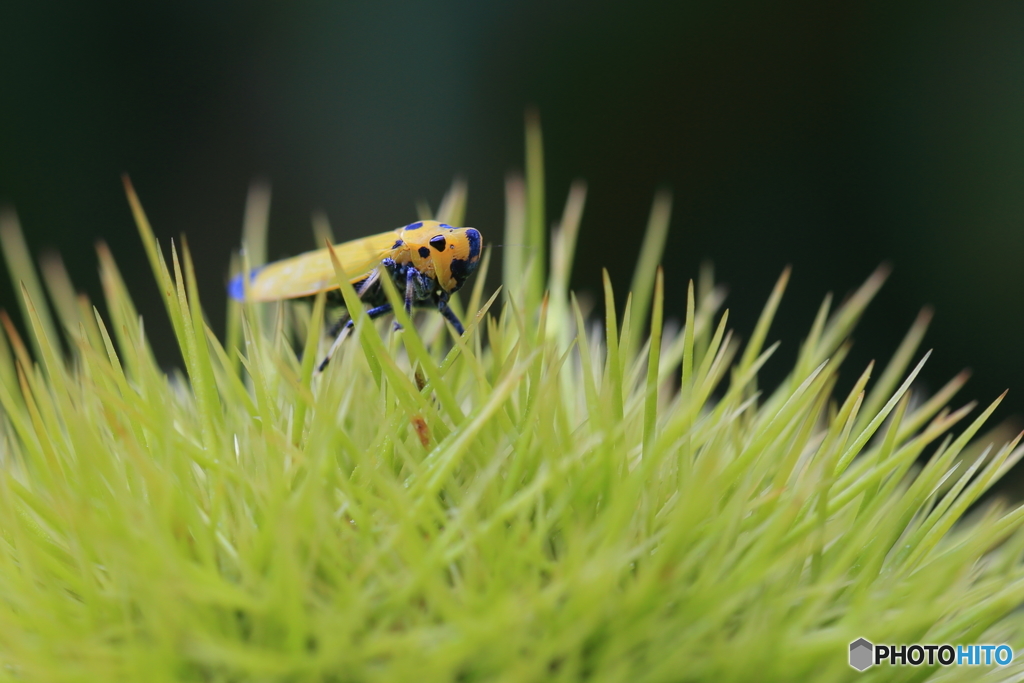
[849,638,874,671]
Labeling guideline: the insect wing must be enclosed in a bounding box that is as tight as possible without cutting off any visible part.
[231,230,401,302]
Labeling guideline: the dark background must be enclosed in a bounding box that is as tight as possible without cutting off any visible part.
[0,2,1022,419]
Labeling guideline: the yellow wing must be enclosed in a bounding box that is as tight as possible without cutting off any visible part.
[230,230,401,302]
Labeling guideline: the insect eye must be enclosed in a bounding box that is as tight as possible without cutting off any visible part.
[429,235,447,252]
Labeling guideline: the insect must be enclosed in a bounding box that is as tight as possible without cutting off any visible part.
[228,220,483,370]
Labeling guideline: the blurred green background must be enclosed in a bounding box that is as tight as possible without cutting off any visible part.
[0,1,1021,416]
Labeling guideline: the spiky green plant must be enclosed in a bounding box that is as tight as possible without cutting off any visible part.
[0,119,1023,683]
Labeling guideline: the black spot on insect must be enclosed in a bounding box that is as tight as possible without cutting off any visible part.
[449,257,479,290]
[430,235,447,252]
[450,258,468,279]
[465,228,481,260]
[405,222,423,231]
[418,246,430,258]
[392,239,403,249]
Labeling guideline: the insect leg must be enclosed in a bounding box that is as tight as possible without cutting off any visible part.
[326,315,348,339]
[404,265,416,316]
[326,268,382,337]
[388,263,418,331]
[436,298,466,336]
[359,303,395,321]
[317,303,394,373]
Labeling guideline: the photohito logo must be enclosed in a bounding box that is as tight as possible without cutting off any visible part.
[849,638,1014,671]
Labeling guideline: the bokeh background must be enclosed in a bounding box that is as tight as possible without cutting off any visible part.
[0,2,1022,419]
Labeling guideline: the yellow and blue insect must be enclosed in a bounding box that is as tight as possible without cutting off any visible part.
[228,220,483,369]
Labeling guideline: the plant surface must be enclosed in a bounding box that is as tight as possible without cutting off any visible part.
[0,122,1023,682]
